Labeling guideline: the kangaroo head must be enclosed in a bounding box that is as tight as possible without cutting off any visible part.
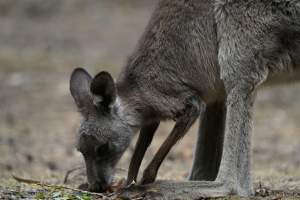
[70,68,132,192]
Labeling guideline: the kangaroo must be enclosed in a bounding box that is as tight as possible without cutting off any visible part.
[70,0,300,197]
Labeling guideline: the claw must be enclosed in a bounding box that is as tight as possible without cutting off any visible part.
[123,180,136,190]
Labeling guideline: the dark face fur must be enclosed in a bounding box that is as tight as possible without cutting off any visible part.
[70,68,132,192]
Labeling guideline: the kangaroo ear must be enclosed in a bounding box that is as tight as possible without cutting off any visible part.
[90,71,116,108]
[70,68,93,110]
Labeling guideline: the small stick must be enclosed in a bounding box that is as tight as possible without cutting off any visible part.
[12,174,112,199]
[63,166,84,184]
[12,174,159,200]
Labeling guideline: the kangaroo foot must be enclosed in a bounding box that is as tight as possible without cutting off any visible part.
[118,180,235,200]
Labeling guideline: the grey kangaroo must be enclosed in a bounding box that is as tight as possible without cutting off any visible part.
[70,0,300,198]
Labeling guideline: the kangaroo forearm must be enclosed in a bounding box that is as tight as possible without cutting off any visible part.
[127,121,160,184]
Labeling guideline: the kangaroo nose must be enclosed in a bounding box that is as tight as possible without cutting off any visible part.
[88,182,109,193]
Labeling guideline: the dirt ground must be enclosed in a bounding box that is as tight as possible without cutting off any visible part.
[0,1,299,199]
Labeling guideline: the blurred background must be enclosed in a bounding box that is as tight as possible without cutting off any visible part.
[0,0,299,195]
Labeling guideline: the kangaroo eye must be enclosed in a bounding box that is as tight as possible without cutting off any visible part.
[95,143,110,156]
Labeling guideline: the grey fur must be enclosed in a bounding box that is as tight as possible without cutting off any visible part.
[70,0,300,198]
[70,69,134,192]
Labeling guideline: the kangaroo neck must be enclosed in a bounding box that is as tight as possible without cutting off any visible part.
[115,78,144,130]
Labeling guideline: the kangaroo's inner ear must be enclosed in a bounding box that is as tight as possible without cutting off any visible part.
[90,71,116,108]
[70,68,93,110]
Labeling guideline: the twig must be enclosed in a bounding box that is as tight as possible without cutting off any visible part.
[12,174,113,199]
[12,174,160,200]
[63,166,84,184]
